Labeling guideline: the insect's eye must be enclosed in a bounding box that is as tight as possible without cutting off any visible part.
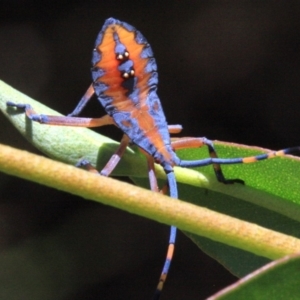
[119,60,135,79]
[114,33,130,61]
[122,68,135,78]
[117,51,129,61]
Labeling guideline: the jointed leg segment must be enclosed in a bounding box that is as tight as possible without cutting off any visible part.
[6,101,114,127]
[68,84,95,117]
[171,136,244,184]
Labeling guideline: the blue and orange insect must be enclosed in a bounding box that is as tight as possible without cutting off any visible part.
[7,18,299,299]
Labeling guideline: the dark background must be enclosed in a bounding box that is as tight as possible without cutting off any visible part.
[1,1,300,299]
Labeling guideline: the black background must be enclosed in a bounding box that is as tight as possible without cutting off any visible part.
[1,1,300,299]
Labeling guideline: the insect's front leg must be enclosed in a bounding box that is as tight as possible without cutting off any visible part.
[6,101,114,127]
[6,102,47,123]
[67,84,95,117]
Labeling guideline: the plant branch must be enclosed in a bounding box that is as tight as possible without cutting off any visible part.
[1,143,300,260]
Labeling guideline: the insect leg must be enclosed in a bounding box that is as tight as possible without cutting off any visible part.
[174,137,299,183]
[100,135,130,176]
[144,152,159,193]
[78,143,177,300]
[167,124,183,134]
[6,102,114,127]
[6,83,115,127]
[76,134,130,176]
[147,160,177,300]
[172,137,243,184]
[67,84,95,117]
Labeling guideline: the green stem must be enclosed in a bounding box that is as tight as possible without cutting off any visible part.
[0,143,300,260]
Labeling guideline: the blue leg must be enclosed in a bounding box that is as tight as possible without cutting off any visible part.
[172,137,243,184]
[177,139,300,183]
[67,84,95,116]
[152,170,177,300]
[6,101,114,127]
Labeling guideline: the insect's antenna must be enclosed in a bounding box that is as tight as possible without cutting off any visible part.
[179,147,300,168]
[153,171,177,300]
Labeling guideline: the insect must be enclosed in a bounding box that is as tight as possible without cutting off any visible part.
[7,18,299,299]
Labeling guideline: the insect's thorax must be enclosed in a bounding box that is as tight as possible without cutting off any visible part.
[91,18,178,167]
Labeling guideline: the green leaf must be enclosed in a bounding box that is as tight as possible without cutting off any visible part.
[208,253,300,300]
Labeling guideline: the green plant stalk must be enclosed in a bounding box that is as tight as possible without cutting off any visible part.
[1,143,300,260]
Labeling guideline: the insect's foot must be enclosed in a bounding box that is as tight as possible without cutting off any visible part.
[6,101,32,111]
[6,101,16,107]
[223,178,244,185]
[76,158,99,174]
[7,101,26,109]
[75,158,91,168]
[100,169,109,176]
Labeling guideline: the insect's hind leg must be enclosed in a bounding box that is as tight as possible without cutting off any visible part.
[144,154,176,300]
[171,137,244,184]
